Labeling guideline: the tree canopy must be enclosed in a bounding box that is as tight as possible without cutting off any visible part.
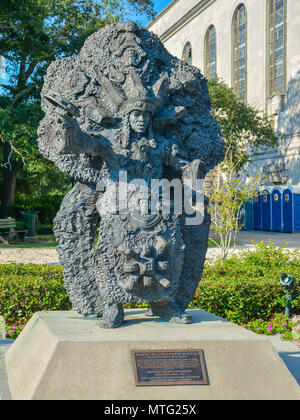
[0,0,155,106]
[0,0,155,217]
[208,77,278,171]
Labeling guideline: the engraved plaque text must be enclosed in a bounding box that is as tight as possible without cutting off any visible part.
[132,350,208,386]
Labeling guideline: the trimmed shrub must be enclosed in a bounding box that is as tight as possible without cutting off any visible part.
[190,241,300,323]
[0,241,299,335]
[0,264,70,327]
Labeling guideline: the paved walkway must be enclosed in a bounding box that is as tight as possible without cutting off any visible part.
[0,247,59,265]
[206,230,300,260]
[236,230,300,248]
[267,335,300,386]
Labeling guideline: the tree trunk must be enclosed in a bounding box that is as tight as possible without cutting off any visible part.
[0,141,23,218]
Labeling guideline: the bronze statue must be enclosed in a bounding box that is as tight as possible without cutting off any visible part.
[38,21,224,328]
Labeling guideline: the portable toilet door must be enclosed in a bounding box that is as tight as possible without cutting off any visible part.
[244,199,254,230]
[262,189,271,231]
[283,188,293,233]
[271,188,282,232]
[287,186,300,233]
[253,192,262,230]
[293,187,300,232]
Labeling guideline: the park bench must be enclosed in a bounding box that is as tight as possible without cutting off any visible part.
[0,217,27,244]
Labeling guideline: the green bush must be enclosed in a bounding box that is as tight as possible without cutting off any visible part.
[11,193,64,224]
[0,241,299,338]
[0,264,70,327]
[190,241,300,323]
[36,224,54,235]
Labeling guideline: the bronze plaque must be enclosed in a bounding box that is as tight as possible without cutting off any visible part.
[132,350,208,386]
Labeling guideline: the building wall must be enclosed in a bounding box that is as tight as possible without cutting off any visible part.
[148,0,300,186]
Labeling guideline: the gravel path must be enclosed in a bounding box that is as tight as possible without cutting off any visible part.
[0,248,59,265]
[0,229,299,265]
[0,245,255,265]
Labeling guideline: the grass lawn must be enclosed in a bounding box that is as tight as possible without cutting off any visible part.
[0,235,57,248]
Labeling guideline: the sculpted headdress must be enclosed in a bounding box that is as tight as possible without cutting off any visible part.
[38,21,224,184]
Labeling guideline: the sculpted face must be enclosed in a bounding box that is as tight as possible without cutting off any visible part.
[129,110,151,135]
[122,49,142,67]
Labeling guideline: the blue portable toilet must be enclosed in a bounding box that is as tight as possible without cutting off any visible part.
[271,187,283,232]
[293,186,300,232]
[244,199,254,230]
[283,186,300,233]
[261,189,271,231]
[253,192,262,230]
[283,188,293,233]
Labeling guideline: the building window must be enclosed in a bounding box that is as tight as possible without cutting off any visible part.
[204,26,216,79]
[182,42,192,65]
[232,4,247,102]
[267,0,287,97]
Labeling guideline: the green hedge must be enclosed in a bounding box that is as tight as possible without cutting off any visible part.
[0,264,70,326]
[0,241,299,330]
[190,272,296,324]
[190,241,300,323]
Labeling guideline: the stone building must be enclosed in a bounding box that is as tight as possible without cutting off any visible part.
[148,0,300,187]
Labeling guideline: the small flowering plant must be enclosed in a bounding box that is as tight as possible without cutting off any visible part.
[241,239,295,268]
[244,318,275,336]
[2,325,21,340]
[244,314,295,340]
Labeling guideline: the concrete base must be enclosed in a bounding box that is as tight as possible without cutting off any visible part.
[5,309,300,400]
[0,340,13,400]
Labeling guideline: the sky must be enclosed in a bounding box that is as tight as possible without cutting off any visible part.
[139,0,172,26]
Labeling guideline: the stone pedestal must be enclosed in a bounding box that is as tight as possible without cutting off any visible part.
[5,309,300,400]
[292,315,300,340]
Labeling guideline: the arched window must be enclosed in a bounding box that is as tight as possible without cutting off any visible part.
[204,26,216,79]
[232,4,247,102]
[267,0,287,97]
[182,42,192,65]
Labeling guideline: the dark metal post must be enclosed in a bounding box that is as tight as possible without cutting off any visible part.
[280,273,295,317]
